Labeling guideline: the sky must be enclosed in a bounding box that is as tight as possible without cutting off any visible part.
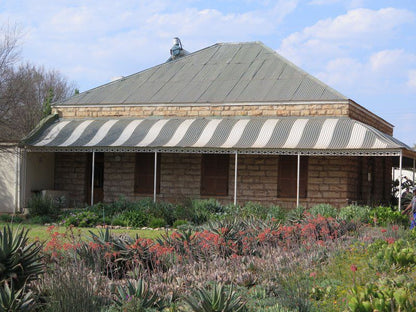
[0,0,415,146]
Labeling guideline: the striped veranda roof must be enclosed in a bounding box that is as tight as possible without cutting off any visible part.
[22,115,409,156]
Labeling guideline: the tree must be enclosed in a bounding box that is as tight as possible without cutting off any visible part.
[0,23,75,142]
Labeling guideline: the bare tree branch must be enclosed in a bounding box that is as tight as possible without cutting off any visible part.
[0,23,76,144]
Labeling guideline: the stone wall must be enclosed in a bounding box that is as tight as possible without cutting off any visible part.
[52,152,392,209]
[54,153,88,205]
[53,101,393,135]
[234,155,278,204]
[103,153,135,202]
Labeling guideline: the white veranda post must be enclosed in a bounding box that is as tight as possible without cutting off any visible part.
[90,151,95,206]
[153,151,158,203]
[398,152,403,211]
[296,153,300,208]
[234,151,238,206]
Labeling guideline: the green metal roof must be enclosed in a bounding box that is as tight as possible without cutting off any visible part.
[58,42,348,106]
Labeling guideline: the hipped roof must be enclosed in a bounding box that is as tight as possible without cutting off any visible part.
[58,42,348,106]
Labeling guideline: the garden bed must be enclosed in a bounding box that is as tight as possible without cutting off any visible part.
[1,200,415,311]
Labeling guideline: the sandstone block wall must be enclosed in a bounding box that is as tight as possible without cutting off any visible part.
[52,152,392,209]
[53,101,393,135]
[54,153,88,205]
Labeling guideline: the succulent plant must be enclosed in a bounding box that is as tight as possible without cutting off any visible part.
[184,282,246,312]
[113,279,166,311]
[0,225,44,290]
[0,281,34,311]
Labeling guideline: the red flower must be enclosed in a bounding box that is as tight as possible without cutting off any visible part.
[350,264,357,272]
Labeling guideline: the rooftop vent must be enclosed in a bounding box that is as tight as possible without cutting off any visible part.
[166,37,189,62]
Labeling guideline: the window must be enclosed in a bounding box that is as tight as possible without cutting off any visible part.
[201,154,229,196]
[277,156,308,198]
[135,153,160,194]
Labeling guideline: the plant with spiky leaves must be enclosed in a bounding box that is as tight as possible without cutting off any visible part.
[0,281,34,311]
[0,225,43,290]
[113,279,166,311]
[185,282,246,312]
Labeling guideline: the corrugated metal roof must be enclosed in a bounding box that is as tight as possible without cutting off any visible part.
[58,42,348,106]
[24,116,409,151]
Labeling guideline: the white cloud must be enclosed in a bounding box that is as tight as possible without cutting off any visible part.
[316,49,416,96]
[6,0,299,90]
[278,8,414,68]
[308,0,365,8]
[308,0,342,5]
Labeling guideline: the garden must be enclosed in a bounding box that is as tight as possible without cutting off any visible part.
[1,196,416,311]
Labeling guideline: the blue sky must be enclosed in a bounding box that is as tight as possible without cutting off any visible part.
[1,0,415,146]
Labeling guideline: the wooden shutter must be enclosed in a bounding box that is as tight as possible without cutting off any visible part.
[278,156,308,198]
[135,153,160,194]
[201,154,229,196]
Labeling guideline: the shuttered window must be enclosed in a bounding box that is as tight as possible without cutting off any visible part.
[135,153,160,194]
[201,154,229,196]
[277,156,308,198]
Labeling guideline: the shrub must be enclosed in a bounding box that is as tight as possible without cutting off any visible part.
[192,199,225,222]
[370,206,409,226]
[267,205,286,221]
[174,200,197,224]
[27,194,60,219]
[148,217,166,228]
[28,215,53,225]
[110,214,127,227]
[193,198,224,214]
[338,205,371,223]
[0,214,24,223]
[310,204,337,218]
[62,210,101,227]
[241,202,270,219]
[173,219,188,228]
[121,209,149,228]
[153,202,175,225]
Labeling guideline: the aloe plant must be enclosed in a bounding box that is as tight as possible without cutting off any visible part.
[114,279,166,310]
[0,225,44,290]
[0,281,34,311]
[185,283,246,312]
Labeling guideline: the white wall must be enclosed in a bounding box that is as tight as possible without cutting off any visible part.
[24,152,55,206]
[0,146,18,213]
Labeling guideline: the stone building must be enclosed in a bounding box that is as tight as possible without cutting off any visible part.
[20,41,416,209]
